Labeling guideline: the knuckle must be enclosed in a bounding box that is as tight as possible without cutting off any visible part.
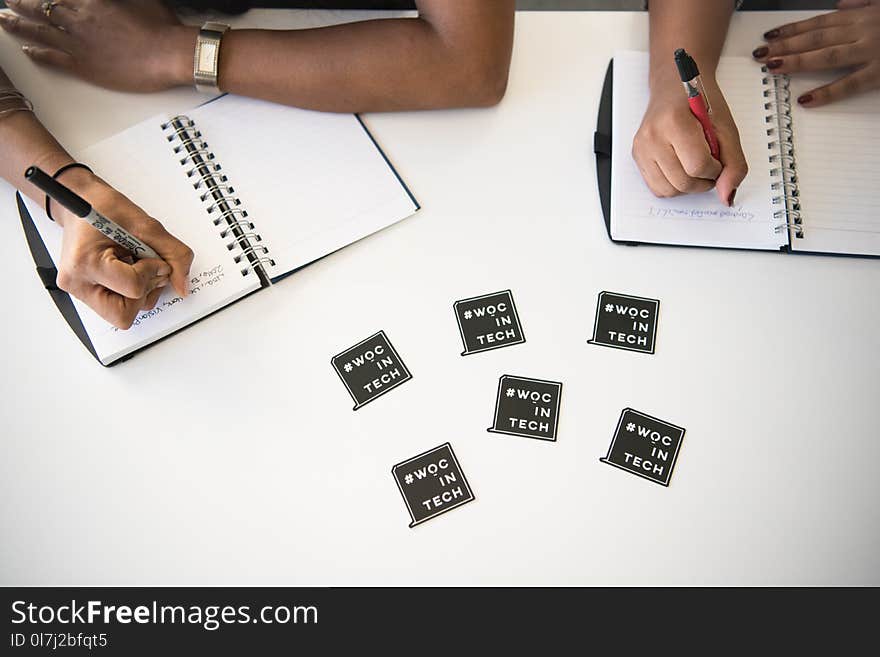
[768,39,788,57]
[809,30,825,49]
[825,47,840,66]
[55,269,74,292]
[129,278,150,299]
[632,129,651,152]
[681,162,700,178]
[631,140,644,161]
[677,178,699,193]
[682,155,713,178]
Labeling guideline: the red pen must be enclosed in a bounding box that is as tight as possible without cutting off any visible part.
[674,48,720,160]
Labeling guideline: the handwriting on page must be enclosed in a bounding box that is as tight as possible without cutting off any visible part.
[112,264,227,331]
[648,206,755,221]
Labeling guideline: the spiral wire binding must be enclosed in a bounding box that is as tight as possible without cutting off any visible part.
[161,116,275,284]
[762,68,803,239]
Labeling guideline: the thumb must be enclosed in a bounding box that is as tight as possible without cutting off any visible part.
[160,248,194,299]
[134,220,194,298]
[132,257,172,286]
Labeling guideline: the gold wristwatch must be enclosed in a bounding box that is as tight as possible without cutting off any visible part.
[194,22,230,94]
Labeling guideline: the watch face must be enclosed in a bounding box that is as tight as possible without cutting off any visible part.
[197,42,218,74]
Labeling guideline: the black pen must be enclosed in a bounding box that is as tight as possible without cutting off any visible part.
[25,166,160,260]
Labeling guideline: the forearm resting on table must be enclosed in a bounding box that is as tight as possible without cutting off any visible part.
[649,0,734,90]
[0,67,75,221]
[166,14,513,112]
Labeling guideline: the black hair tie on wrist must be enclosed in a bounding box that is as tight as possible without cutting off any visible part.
[45,162,93,222]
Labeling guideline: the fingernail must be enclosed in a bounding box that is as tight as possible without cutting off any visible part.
[764,28,780,40]
[21,45,31,54]
[752,46,768,59]
[0,15,9,26]
[797,93,813,105]
[766,59,783,70]
[157,264,172,277]
[153,278,169,289]
[727,188,737,207]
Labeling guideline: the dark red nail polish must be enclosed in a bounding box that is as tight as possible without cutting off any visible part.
[764,28,780,39]
[798,93,813,105]
[727,188,737,207]
[767,59,783,70]
[752,46,768,59]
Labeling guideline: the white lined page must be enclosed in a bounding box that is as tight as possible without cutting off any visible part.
[611,51,783,250]
[788,72,880,256]
[183,95,419,279]
[28,115,261,365]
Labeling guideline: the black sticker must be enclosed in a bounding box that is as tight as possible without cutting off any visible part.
[600,408,685,487]
[392,443,475,527]
[488,375,562,442]
[588,291,660,354]
[454,290,525,356]
[331,330,412,410]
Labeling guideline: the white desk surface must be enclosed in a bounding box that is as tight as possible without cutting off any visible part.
[1,10,878,586]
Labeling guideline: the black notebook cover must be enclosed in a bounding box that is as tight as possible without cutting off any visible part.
[593,58,790,254]
[593,59,624,245]
[16,192,272,366]
[593,58,877,260]
[17,191,101,362]
[15,108,419,365]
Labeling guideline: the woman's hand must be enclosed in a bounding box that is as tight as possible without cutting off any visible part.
[51,167,194,329]
[632,77,748,206]
[0,0,196,92]
[752,0,880,107]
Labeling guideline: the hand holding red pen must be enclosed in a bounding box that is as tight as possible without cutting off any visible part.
[632,62,748,207]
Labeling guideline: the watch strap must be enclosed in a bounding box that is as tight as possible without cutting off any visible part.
[194,22,230,94]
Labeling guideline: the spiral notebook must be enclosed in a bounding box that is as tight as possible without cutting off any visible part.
[18,94,419,365]
[595,50,880,258]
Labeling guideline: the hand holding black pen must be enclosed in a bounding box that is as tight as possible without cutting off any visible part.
[23,164,194,329]
[26,166,160,259]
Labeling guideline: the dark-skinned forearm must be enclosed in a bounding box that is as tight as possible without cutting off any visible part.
[649,0,733,91]
[0,66,76,217]
[164,4,514,112]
